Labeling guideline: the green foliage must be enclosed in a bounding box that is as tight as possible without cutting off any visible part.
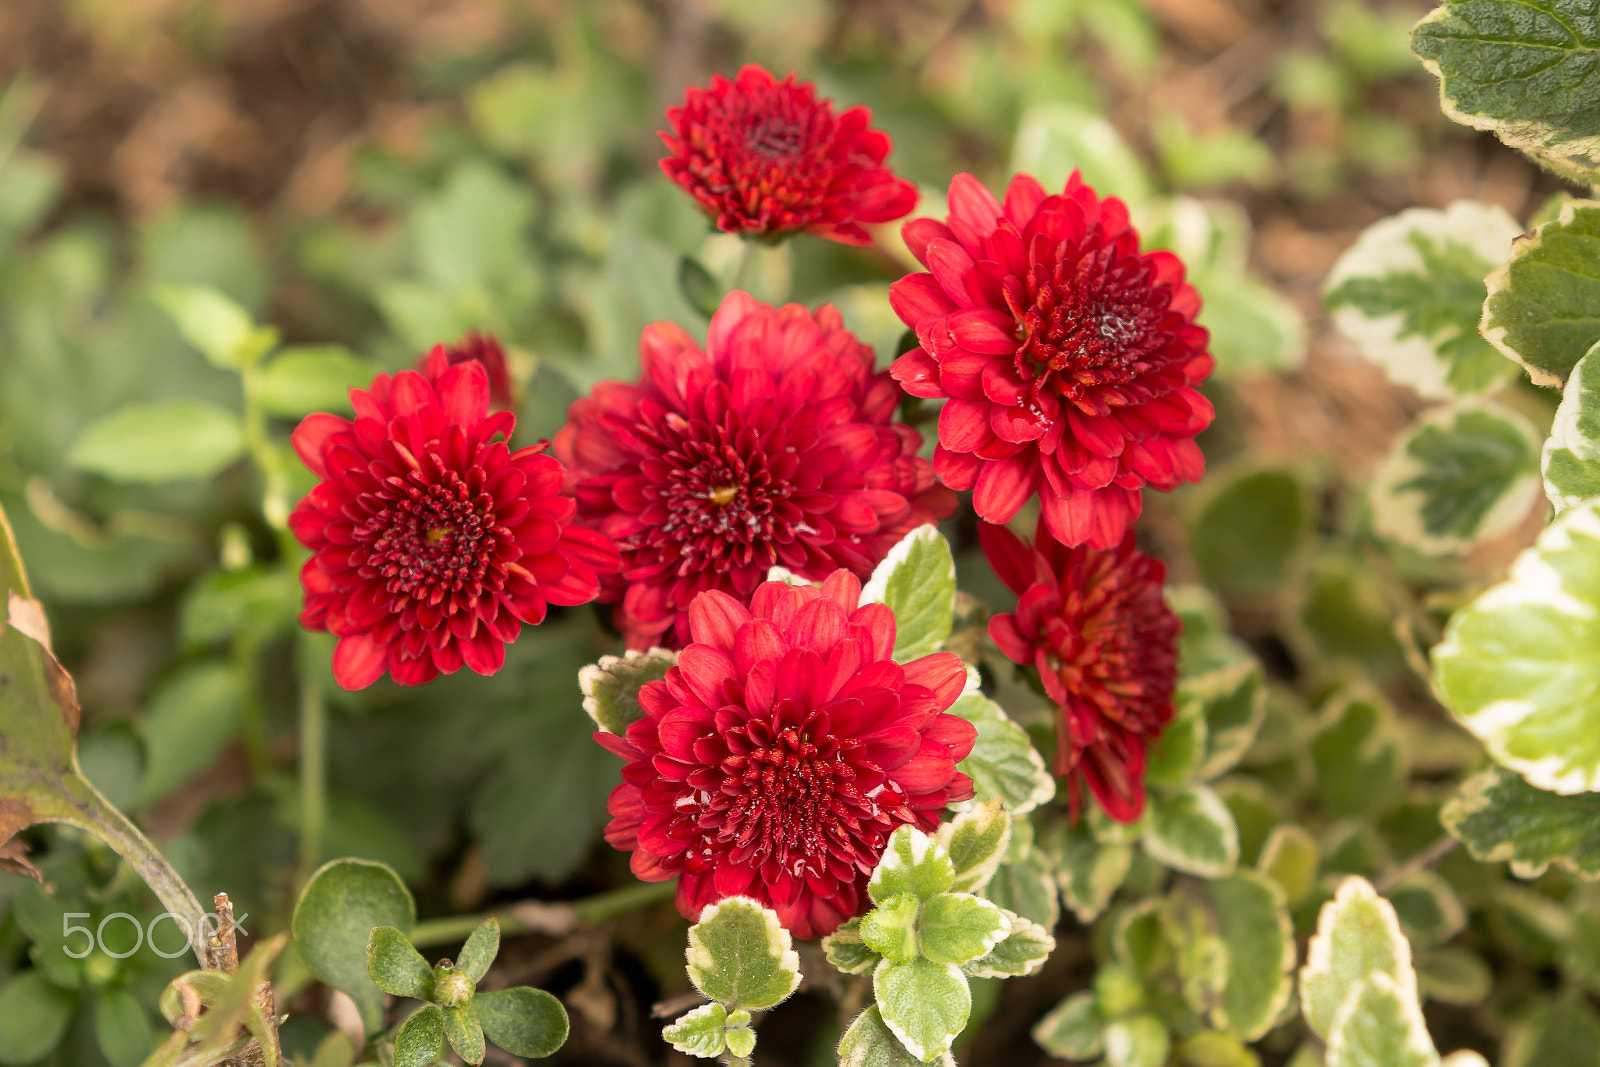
[945,691,1056,815]
[292,859,416,1035]
[152,286,277,371]
[474,988,568,1060]
[860,525,957,663]
[1432,501,1600,793]
[1010,103,1153,205]
[256,346,370,418]
[1190,466,1310,598]
[838,1006,954,1067]
[684,896,802,1011]
[1543,341,1600,513]
[579,648,678,735]
[1142,784,1240,879]
[1481,200,1600,387]
[1413,0,1600,181]
[1369,401,1543,556]
[67,400,246,485]
[1323,202,1520,398]
[1443,765,1600,878]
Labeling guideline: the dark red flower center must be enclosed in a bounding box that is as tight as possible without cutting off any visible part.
[358,466,499,601]
[1009,233,1170,402]
[746,115,805,161]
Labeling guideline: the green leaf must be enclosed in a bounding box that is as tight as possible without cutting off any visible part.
[1040,817,1132,922]
[946,692,1055,815]
[838,1005,953,1067]
[474,987,567,1059]
[1441,764,1600,877]
[822,919,881,976]
[982,842,1060,929]
[1503,994,1600,1067]
[68,399,246,484]
[961,911,1054,979]
[861,893,922,964]
[180,566,298,649]
[1142,783,1239,878]
[1369,401,1543,556]
[457,918,499,984]
[1300,876,1418,1040]
[257,345,371,418]
[443,1004,485,1065]
[409,161,536,290]
[1387,871,1466,948]
[95,987,154,1067]
[1188,659,1266,780]
[1175,1030,1262,1067]
[918,893,1010,965]
[1311,691,1407,817]
[936,798,1011,894]
[579,649,677,735]
[872,957,971,1063]
[366,926,433,1000]
[677,256,721,320]
[0,972,74,1065]
[1543,341,1600,514]
[1323,202,1521,398]
[133,660,243,807]
[1413,1,1600,183]
[1190,466,1310,598]
[1104,1013,1171,1067]
[860,526,956,663]
[662,1002,729,1059]
[292,858,416,1035]
[1432,501,1600,792]
[1256,823,1320,907]
[1032,991,1105,1060]
[1145,703,1206,789]
[393,1004,446,1067]
[870,825,956,905]
[685,896,801,1011]
[1325,972,1438,1067]
[1010,103,1153,206]
[153,284,277,370]
[1481,199,1600,387]
[1207,871,1296,1041]
[1415,946,1493,1006]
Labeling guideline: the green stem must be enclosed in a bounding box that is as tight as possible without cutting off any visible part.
[729,239,760,294]
[237,359,290,531]
[41,771,207,964]
[296,652,326,883]
[233,637,270,779]
[408,880,677,948]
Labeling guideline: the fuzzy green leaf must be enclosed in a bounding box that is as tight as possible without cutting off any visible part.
[1369,401,1543,555]
[982,844,1060,929]
[1323,202,1520,398]
[936,799,1011,894]
[1041,818,1133,922]
[1413,2,1600,183]
[292,858,416,1035]
[918,893,1009,965]
[1388,872,1467,948]
[823,919,882,976]
[961,911,1054,979]
[662,1002,728,1059]
[946,692,1055,815]
[724,1016,756,1060]
[474,987,568,1059]
[1011,103,1152,206]
[579,648,677,735]
[1324,972,1438,1067]
[257,345,370,417]
[1300,877,1418,1040]
[1144,703,1206,789]
[443,1004,484,1065]
[393,1005,446,1067]
[1186,658,1265,780]
[837,1006,954,1067]
[1104,1013,1171,1067]
[1143,783,1239,878]
[366,926,433,1000]
[872,957,971,1064]
[861,893,922,964]
[1503,994,1600,1067]
[1311,691,1407,817]
[1032,991,1105,1060]
[685,896,801,1011]
[1543,341,1600,514]
[95,986,154,1067]
[1415,946,1494,1006]
[1432,501,1600,793]
[1190,466,1310,598]
[0,973,75,1065]
[457,918,499,984]
[1257,824,1320,907]
[68,400,246,484]
[1207,871,1296,1041]
[860,526,956,663]
[870,825,956,905]
[1442,764,1600,878]
[1481,199,1600,387]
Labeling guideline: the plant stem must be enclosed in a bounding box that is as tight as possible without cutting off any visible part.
[41,770,207,964]
[233,636,271,780]
[1375,835,1460,894]
[729,239,759,294]
[408,880,677,948]
[237,359,290,531]
[297,653,326,883]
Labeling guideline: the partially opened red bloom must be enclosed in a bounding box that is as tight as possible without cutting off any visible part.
[595,572,977,938]
[660,64,918,246]
[980,521,1178,823]
[892,172,1215,549]
[554,290,955,650]
[289,347,620,689]
[434,332,516,413]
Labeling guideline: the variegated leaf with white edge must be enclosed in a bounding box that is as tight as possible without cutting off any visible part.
[579,648,678,735]
[860,525,956,663]
[1142,783,1239,879]
[1480,198,1600,387]
[1300,876,1419,1041]
[961,910,1054,979]
[1543,341,1600,514]
[872,957,971,1064]
[1432,500,1600,794]
[1323,201,1521,398]
[1324,971,1439,1067]
[1369,400,1543,557]
[947,689,1055,816]
[684,897,800,1011]
[935,798,1011,894]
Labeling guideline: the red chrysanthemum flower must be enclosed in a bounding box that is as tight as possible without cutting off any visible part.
[595,571,978,938]
[979,520,1179,823]
[554,290,956,650]
[289,347,621,689]
[659,64,918,246]
[891,172,1215,549]
[433,332,516,413]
